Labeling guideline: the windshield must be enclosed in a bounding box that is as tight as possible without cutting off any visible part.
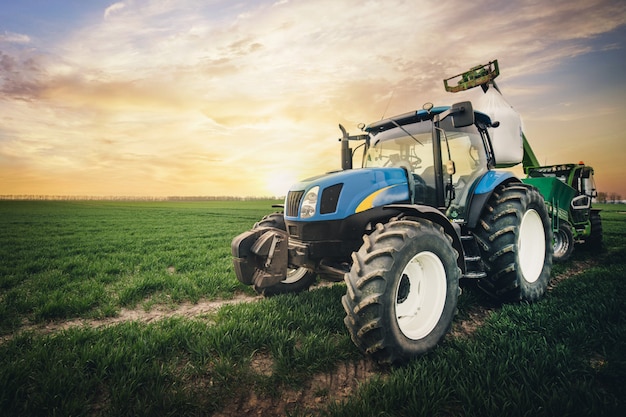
[364,119,488,215]
[364,123,433,171]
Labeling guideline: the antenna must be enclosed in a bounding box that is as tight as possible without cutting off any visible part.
[380,89,394,120]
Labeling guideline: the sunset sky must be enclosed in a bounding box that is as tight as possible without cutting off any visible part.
[1,0,625,198]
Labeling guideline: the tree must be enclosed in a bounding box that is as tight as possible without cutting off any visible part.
[608,193,623,203]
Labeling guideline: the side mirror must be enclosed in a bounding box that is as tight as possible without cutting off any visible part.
[571,195,591,210]
[451,101,474,128]
[446,160,456,175]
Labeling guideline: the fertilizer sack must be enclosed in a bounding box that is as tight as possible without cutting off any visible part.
[474,88,524,167]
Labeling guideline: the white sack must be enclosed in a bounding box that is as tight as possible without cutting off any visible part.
[474,88,523,167]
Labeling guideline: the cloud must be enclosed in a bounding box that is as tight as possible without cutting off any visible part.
[104,2,126,19]
[0,31,31,44]
[0,51,47,101]
[1,0,625,197]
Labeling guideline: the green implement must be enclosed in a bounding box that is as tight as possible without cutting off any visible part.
[443,60,500,93]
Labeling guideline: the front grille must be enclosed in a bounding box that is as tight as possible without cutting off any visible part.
[286,190,304,217]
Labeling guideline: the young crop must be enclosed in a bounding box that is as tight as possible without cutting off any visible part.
[0,201,624,416]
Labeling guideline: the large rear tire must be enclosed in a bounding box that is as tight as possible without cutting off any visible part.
[474,183,553,302]
[342,218,460,364]
[251,213,317,296]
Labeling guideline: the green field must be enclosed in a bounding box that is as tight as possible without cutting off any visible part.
[1,201,624,416]
[0,200,272,332]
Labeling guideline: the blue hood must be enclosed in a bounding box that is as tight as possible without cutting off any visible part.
[285,168,410,221]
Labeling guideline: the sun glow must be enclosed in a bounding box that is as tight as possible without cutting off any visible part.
[265,170,299,197]
[0,1,624,198]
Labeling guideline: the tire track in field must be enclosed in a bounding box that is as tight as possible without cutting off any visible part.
[0,259,599,416]
[450,257,598,339]
[0,282,337,343]
[10,293,260,339]
[1,259,596,344]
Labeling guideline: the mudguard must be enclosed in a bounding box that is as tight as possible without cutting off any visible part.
[384,204,465,274]
[466,171,519,229]
[231,227,289,288]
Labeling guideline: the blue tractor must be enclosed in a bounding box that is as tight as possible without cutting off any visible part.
[232,62,553,364]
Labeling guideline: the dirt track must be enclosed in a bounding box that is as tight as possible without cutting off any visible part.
[8,260,595,339]
[2,259,596,416]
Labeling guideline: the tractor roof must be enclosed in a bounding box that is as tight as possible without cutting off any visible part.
[366,106,492,134]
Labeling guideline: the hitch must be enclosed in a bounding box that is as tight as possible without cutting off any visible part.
[231,227,289,288]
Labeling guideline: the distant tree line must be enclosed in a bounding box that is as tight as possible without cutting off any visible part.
[596,192,624,204]
[2,192,623,203]
[0,195,284,201]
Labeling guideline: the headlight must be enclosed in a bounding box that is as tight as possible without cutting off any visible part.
[299,186,319,218]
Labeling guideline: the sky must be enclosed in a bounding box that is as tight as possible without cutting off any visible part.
[0,0,625,198]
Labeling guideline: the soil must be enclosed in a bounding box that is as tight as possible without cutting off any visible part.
[214,358,380,417]
[3,259,596,416]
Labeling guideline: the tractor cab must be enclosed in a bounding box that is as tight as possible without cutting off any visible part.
[348,104,496,223]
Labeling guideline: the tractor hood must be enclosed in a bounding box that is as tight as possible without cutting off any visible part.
[284,168,410,222]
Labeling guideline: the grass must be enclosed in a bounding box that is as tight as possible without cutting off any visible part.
[0,201,625,416]
[0,200,276,332]
[0,285,355,416]
[328,263,625,417]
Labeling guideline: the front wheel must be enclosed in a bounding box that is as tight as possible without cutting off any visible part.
[342,218,460,364]
[583,210,603,248]
[251,213,317,296]
[254,266,317,296]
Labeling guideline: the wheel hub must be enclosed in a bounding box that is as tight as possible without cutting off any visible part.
[397,274,410,304]
[518,209,545,283]
[394,251,447,340]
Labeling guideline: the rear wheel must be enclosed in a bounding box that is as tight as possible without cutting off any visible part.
[342,218,460,364]
[474,183,553,302]
[553,221,574,262]
[251,213,317,296]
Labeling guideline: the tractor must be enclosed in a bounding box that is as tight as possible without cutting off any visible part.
[523,163,602,261]
[232,60,554,364]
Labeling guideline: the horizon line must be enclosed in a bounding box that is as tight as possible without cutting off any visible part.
[0,195,285,201]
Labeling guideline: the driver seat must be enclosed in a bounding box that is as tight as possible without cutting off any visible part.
[416,166,438,206]
[421,166,436,188]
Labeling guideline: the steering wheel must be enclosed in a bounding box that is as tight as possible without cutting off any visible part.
[384,155,422,171]
[408,155,423,169]
[413,173,427,187]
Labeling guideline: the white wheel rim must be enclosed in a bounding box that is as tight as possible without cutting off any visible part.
[518,209,545,283]
[553,229,568,257]
[282,267,307,284]
[394,251,447,340]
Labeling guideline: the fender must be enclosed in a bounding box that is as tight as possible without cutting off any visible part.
[466,171,521,229]
[384,204,465,274]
